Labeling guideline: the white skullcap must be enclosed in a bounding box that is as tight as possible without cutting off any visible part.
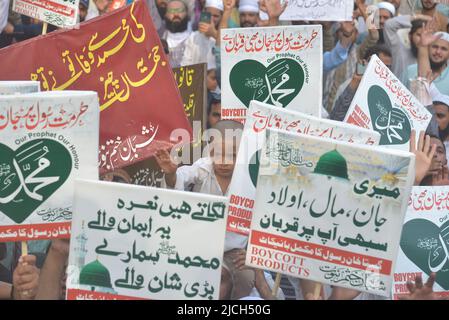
[205,0,223,11]
[434,93,449,108]
[435,32,449,44]
[239,0,259,13]
[377,2,395,17]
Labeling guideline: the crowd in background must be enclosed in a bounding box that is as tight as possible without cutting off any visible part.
[1,0,449,300]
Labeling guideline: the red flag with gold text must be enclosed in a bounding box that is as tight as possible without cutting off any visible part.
[0,0,191,174]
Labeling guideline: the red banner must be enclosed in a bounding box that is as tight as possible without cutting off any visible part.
[0,0,191,174]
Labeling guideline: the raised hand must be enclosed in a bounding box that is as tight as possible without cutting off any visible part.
[418,18,442,47]
[260,0,288,21]
[154,149,178,175]
[339,19,357,47]
[398,273,439,300]
[410,130,436,185]
[355,0,368,20]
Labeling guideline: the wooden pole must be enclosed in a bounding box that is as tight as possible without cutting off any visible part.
[21,241,28,256]
[20,241,30,297]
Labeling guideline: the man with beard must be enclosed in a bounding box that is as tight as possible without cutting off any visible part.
[420,0,448,32]
[161,0,192,67]
[405,22,449,95]
[378,2,395,31]
[79,0,89,23]
[238,0,259,28]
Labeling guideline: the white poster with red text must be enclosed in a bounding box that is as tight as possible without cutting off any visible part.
[246,129,415,296]
[343,55,431,151]
[221,25,322,123]
[393,186,449,299]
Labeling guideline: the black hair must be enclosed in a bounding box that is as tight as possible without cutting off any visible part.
[434,100,449,109]
[410,19,426,36]
[429,135,446,153]
[363,44,392,61]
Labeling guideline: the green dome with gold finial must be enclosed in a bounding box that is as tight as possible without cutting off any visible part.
[313,149,349,180]
[79,259,113,289]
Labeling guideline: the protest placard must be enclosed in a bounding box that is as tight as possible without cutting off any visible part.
[221,25,322,123]
[12,0,79,28]
[0,91,99,241]
[0,81,40,95]
[393,186,449,299]
[121,63,207,186]
[259,0,353,21]
[227,100,380,236]
[66,180,227,300]
[173,63,207,129]
[344,55,431,150]
[246,128,415,296]
[0,1,192,174]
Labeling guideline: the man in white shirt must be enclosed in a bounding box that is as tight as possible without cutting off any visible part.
[161,0,192,67]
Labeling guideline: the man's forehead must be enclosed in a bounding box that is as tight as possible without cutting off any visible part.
[379,8,392,16]
[168,0,185,7]
[206,7,221,15]
[433,39,449,49]
[431,137,444,147]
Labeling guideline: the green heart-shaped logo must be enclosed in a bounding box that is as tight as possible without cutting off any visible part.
[230,58,304,108]
[0,139,72,223]
[368,85,411,145]
[248,149,261,188]
[400,219,449,290]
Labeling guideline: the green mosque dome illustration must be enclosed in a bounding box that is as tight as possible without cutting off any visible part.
[313,149,349,180]
[79,259,113,289]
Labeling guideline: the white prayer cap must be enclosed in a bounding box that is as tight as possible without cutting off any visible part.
[239,0,259,13]
[377,2,395,16]
[205,0,224,11]
[434,93,449,108]
[435,32,449,44]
